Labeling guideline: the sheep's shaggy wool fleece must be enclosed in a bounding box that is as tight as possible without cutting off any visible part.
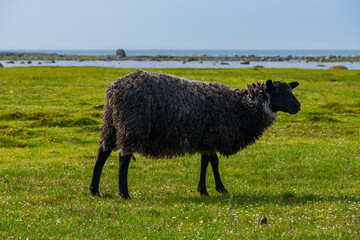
[100,70,276,158]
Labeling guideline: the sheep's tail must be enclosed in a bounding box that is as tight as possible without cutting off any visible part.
[99,109,116,151]
[99,88,116,151]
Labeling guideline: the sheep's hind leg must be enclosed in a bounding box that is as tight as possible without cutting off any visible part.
[89,146,113,196]
[209,154,228,194]
[197,154,210,196]
[118,154,132,199]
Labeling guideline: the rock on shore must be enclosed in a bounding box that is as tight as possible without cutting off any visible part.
[329,65,348,70]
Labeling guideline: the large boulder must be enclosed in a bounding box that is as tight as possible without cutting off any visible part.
[116,49,127,58]
[0,63,3,67]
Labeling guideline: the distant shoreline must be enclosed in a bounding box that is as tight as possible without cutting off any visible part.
[1,51,359,63]
[2,49,360,56]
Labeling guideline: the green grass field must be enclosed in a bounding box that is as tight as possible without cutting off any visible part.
[0,67,359,239]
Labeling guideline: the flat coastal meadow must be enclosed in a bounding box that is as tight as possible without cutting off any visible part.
[0,67,359,239]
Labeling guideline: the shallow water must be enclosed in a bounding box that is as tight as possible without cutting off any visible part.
[3,49,360,57]
[1,60,360,70]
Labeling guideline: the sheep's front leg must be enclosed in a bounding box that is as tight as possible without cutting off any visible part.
[209,154,228,194]
[118,154,132,199]
[89,146,112,196]
[197,154,210,196]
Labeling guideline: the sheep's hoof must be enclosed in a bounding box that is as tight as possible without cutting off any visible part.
[197,188,209,196]
[216,186,228,194]
[89,187,100,196]
[119,193,131,199]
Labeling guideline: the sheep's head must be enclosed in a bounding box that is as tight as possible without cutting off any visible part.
[266,80,301,114]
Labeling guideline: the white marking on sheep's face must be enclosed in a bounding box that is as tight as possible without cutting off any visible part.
[266,80,301,114]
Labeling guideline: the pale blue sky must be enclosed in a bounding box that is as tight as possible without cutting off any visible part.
[1,0,359,50]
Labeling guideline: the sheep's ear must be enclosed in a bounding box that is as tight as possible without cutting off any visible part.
[289,82,299,89]
[266,80,274,92]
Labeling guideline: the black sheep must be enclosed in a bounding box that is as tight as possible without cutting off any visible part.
[90,70,301,198]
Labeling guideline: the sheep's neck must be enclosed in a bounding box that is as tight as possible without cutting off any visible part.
[262,100,278,122]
